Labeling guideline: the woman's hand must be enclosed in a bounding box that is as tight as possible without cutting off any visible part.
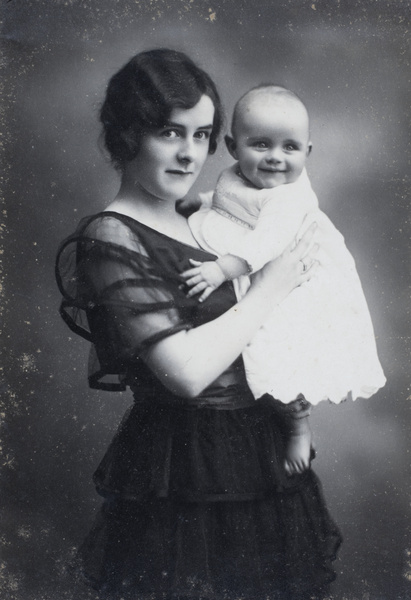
[250,221,319,305]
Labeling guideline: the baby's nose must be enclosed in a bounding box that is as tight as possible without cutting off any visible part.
[266,148,283,163]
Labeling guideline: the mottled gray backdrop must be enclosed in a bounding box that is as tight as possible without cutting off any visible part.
[2,1,410,599]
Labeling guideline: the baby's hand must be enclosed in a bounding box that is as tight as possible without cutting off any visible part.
[180,259,226,303]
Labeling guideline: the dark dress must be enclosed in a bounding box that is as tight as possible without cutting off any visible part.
[56,211,342,600]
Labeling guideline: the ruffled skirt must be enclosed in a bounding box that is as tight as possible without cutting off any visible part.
[75,400,342,599]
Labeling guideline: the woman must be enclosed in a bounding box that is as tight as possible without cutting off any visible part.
[56,48,341,599]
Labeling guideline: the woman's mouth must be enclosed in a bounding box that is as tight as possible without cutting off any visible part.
[167,170,193,176]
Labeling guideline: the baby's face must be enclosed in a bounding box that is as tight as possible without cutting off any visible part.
[230,93,311,189]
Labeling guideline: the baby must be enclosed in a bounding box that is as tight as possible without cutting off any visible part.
[182,85,386,476]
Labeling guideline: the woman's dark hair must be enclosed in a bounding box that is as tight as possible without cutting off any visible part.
[100,48,224,170]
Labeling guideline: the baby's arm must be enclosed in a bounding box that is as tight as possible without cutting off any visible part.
[180,255,250,302]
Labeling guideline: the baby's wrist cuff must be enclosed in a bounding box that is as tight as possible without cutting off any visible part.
[214,260,228,281]
[217,256,252,280]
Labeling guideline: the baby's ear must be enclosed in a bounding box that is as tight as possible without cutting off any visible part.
[307,142,313,157]
[225,135,238,159]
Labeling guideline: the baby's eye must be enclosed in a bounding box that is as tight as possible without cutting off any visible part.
[284,143,298,151]
[253,141,268,149]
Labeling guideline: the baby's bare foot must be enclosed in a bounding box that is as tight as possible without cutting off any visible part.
[283,415,312,476]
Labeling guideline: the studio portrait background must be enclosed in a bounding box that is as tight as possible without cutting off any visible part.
[2,1,410,599]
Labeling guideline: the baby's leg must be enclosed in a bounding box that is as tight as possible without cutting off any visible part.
[282,409,313,476]
[262,395,313,476]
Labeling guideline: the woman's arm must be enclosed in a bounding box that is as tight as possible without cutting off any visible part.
[143,223,319,398]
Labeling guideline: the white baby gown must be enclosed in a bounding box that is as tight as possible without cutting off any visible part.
[189,164,386,405]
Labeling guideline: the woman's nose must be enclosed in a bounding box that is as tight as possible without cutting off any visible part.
[177,138,195,163]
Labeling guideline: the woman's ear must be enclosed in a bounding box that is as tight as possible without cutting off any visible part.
[225,135,238,159]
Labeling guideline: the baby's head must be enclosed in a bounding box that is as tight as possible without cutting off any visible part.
[226,85,312,189]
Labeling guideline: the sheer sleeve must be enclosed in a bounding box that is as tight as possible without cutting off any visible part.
[56,214,196,390]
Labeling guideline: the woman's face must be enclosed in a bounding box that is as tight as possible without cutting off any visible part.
[128,95,215,202]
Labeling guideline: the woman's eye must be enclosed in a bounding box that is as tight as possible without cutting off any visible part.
[195,131,210,140]
[161,129,179,139]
